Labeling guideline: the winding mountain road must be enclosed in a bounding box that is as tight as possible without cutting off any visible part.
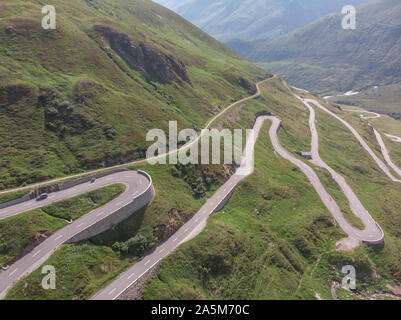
[342,109,380,119]
[0,170,151,299]
[1,78,396,300]
[94,83,390,300]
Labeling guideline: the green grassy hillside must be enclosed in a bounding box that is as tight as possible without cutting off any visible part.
[0,0,269,189]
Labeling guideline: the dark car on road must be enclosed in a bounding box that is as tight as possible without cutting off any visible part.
[36,193,48,201]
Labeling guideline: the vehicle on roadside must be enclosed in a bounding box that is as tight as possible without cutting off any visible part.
[36,193,48,201]
[91,177,96,183]
[1,264,10,271]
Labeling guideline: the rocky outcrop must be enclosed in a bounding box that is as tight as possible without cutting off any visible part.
[239,76,256,94]
[95,26,190,84]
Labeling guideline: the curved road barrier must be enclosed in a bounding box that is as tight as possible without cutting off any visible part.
[385,134,401,143]
[0,170,153,299]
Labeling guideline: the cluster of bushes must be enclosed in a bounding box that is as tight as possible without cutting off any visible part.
[38,87,117,140]
[112,233,149,256]
[170,164,220,198]
[102,124,117,140]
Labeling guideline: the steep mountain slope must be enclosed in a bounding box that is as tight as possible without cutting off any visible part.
[0,0,269,189]
[238,0,401,97]
[154,0,369,42]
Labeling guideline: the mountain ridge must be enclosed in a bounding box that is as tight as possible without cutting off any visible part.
[154,0,369,42]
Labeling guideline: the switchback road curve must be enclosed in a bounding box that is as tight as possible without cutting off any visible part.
[0,170,152,299]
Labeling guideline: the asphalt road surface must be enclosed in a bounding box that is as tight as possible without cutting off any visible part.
[385,134,401,143]
[0,171,150,299]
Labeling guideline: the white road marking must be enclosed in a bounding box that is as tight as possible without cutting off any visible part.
[55,235,64,241]
[108,288,116,295]
[96,211,105,217]
[159,248,165,254]
[128,273,136,280]
[173,238,178,242]
[184,228,189,232]
[115,201,123,207]
[76,223,84,228]
[9,269,18,277]
[32,250,41,257]
[144,260,151,266]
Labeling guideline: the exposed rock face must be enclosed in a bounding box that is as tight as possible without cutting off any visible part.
[95,26,190,84]
[239,76,256,94]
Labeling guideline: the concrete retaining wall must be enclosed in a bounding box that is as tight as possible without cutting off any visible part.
[363,223,385,245]
[0,194,31,209]
[213,188,236,213]
[66,170,154,243]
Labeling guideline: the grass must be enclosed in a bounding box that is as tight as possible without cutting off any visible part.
[0,184,124,266]
[5,243,130,300]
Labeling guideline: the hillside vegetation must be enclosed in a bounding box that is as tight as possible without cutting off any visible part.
[0,0,269,189]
